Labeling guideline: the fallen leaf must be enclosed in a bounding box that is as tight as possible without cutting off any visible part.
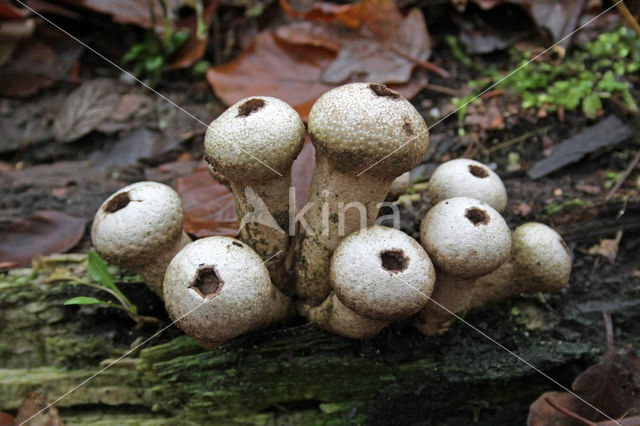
[89,127,164,170]
[0,18,35,66]
[0,210,86,270]
[53,79,120,143]
[208,31,428,118]
[587,232,622,262]
[169,0,219,69]
[176,162,238,238]
[0,39,61,97]
[56,0,182,30]
[0,0,28,18]
[14,392,63,426]
[572,345,640,419]
[528,391,584,426]
[0,411,14,426]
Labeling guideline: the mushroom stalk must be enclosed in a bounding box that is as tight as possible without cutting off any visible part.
[413,272,474,336]
[468,222,572,310]
[295,83,430,303]
[302,293,388,339]
[414,197,511,336]
[231,172,293,288]
[204,96,305,292]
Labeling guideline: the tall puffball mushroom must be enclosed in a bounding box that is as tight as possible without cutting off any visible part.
[91,181,191,296]
[428,158,507,212]
[296,83,430,303]
[468,222,572,310]
[163,236,291,349]
[204,97,306,291]
[303,226,435,339]
[414,197,511,335]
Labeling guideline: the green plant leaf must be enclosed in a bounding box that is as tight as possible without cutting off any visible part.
[582,93,602,119]
[87,250,120,295]
[64,296,111,306]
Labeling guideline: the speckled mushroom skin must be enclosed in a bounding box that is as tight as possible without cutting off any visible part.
[415,197,511,335]
[296,83,430,303]
[303,226,435,338]
[91,181,191,296]
[204,96,305,292]
[428,159,507,212]
[468,222,572,310]
[163,237,291,349]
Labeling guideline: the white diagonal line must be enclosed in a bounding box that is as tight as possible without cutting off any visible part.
[388,271,621,425]
[356,0,624,177]
[13,0,283,177]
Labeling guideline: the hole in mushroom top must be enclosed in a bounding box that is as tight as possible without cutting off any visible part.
[104,192,130,213]
[380,250,408,273]
[468,164,489,178]
[237,98,265,117]
[191,266,223,298]
[403,120,414,136]
[465,207,490,226]
[369,83,400,100]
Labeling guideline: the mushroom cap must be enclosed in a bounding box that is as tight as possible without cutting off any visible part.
[429,159,507,212]
[91,181,184,268]
[163,237,280,348]
[331,226,435,321]
[420,197,511,278]
[204,96,306,182]
[308,83,429,179]
[511,222,571,291]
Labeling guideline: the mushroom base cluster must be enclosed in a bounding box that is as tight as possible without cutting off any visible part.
[91,83,572,348]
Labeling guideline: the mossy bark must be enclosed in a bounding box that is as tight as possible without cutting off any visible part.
[1,249,639,425]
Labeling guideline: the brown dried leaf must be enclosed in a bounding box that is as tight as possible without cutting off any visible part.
[0,211,86,270]
[56,0,181,30]
[528,392,585,426]
[176,162,238,238]
[572,346,640,420]
[0,411,14,426]
[14,392,63,426]
[169,0,219,69]
[53,79,120,143]
[0,40,61,97]
[207,32,428,119]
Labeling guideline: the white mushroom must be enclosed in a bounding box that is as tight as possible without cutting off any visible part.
[385,172,411,201]
[163,236,291,349]
[303,226,435,339]
[296,83,430,303]
[414,197,511,335]
[468,222,572,310]
[204,96,306,291]
[428,158,507,212]
[91,181,191,296]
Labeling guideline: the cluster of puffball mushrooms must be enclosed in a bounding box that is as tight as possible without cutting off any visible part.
[91,83,572,349]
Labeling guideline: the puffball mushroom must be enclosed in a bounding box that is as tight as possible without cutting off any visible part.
[385,172,411,201]
[414,196,511,335]
[468,222,572,310]
[303,226,435,339]
[163,236,291,349]
[91,181,191,296]
[204,96,306,291]
[428,158,507,213]
[296,83,430,303]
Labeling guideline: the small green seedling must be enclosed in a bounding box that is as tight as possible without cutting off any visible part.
[64,251,158,326]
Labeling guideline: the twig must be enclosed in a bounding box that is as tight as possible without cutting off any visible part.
[615,1,640,38]
[483,126,552,154]
[605,150,640,202]
[544,397,597,426]
[603,311,614,351]
[423,83,461,97]
[385,43,450,78]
